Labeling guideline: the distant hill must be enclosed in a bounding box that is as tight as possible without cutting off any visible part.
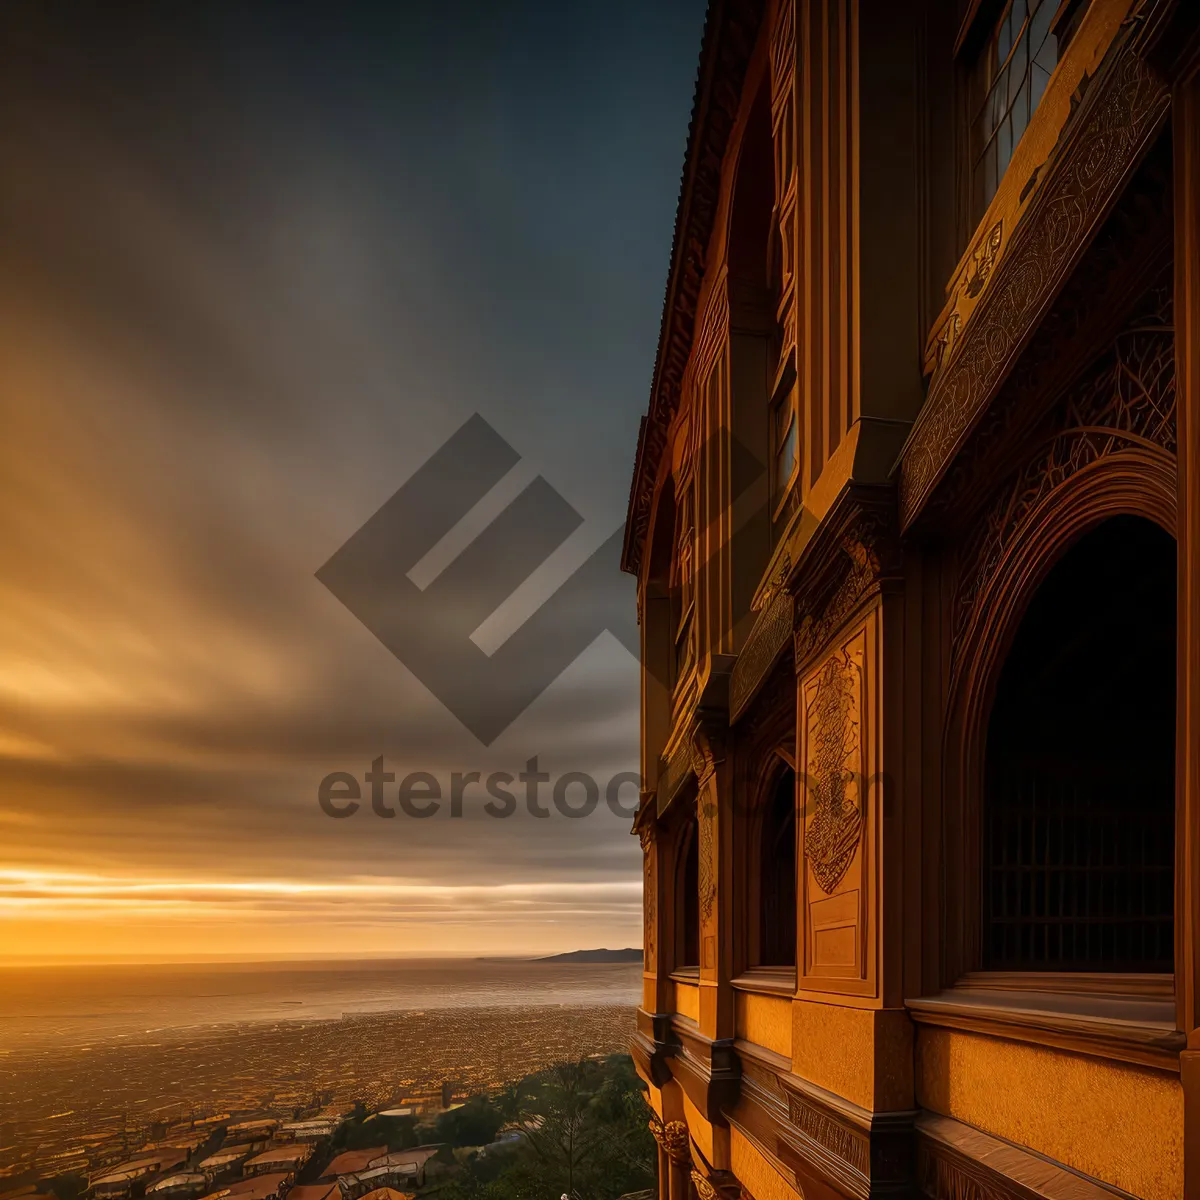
[536,948,643,963]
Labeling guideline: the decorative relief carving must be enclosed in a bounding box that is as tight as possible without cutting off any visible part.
[951,283,1175,675]
[899,44,1169,530]
[755,550,792,613]
[690,723,726,784]
[691,1169,743,1200]
[793,537,879,674]
[698,805,715,925]
[653,1118,691,1165]
[931,312,963,374]
[642,829,657,970]
[964,220,1004,300]
[638,821,654,853]
[916,1142,1013,1200]
[730,590,794,723]
[657,736,695,817]
[740,1057,786,1101]
[927,222,1003,374]
[803,636,864,896]
[786,1093,869,1177]
[924,139,1172,531]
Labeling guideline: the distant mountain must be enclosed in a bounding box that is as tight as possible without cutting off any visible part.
[536,948,643,963]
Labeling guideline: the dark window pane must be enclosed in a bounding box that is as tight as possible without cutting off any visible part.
[998,117,1013,178]
[971,0,1057,217]
[758,770,796,967]
[982,517,1176,972]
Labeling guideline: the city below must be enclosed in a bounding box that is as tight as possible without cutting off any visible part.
[0,960,641,1191]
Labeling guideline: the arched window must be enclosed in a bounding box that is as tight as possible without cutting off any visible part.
[758,768,796,967]
[678,813,700,970]
[983,516,1175,972]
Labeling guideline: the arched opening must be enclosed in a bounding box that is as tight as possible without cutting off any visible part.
[678,813,700,970]
[758,767,796,967]
[982,515,1176,973]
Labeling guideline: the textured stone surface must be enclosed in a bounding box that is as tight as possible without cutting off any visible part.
[916,1027,1183,1199]
[789,1002,913,1112]
[736,991,792,1060]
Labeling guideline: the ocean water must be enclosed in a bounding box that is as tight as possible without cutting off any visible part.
[0,957,642,1053]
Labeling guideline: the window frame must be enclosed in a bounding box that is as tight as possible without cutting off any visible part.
[965,0,1059,226]
[734,749,799,995]
[913,463,1182,1067]
[769,371,799,523]
[756,765,798,970]
[673,808,701,972]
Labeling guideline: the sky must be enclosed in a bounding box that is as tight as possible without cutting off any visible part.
[0,1,704,962]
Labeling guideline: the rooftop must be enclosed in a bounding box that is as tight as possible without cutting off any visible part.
[320,1148,387,1179]
[200,1173,293,1200]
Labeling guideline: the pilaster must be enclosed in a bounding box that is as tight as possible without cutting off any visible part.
[1172,33,1200,1200]
[692,657,737,1043]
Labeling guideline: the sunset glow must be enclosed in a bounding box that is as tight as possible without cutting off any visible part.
[0,1,696,967]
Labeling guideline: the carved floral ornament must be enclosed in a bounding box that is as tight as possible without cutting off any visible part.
[690,1171,745,1200]
[793,534,882,674]
[690,723,727,784]
[803,636,865,896]
[650,1118,692,1165]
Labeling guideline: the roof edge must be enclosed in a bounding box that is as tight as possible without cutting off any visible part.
[620,0,767,578]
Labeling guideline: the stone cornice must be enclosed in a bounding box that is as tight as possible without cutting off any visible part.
[621,0,767,579]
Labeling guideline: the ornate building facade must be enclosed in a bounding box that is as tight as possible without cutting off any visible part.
[623,1,1200,1196]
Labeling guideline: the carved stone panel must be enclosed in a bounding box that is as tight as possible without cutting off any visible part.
[800,619,873,993]
[730,589,794,723]
[803,634,865,897]
[786,1091,870,1179]
[642,827,658,972]
[699,806,716,930]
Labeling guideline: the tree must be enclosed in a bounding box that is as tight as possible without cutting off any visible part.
[42,1174,87,1200]
[436,1055,654,1200]
[435,1096,505,1149]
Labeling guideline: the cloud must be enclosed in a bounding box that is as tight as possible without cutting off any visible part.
[0,0,702,959]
